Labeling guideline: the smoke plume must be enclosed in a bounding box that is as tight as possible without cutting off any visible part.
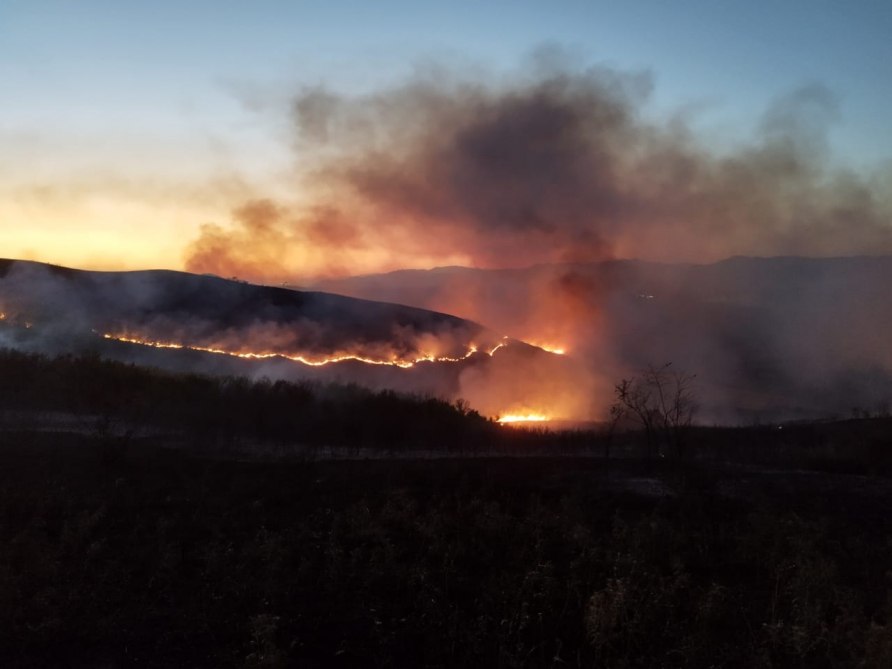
[185,55,892,280]
[181,54,892,422]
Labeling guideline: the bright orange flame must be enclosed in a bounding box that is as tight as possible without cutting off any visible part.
[486,337,510,355]
[529,342,567,355]
[0,310,30,327]
[102,333,508,369]
[497,413,550,424]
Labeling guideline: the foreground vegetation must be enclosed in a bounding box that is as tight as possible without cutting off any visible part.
[1,349,891,666]
[2,348,891,470]
[1,438,890,667]
[0,348,499,454]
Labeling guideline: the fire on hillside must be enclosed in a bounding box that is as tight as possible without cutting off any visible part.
[101,332,511,369]
[496,413,551,425]
[98,331,572,424]
[0,261,593,425]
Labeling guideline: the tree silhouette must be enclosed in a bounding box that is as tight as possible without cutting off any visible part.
[613,363,697,459]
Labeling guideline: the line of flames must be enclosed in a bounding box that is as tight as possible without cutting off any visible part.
[496,414,551,424]
[105,332,556,425]
[102,333,510,369]
[5,319,561,423]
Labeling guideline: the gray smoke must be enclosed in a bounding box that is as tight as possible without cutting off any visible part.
[186,53,892,278]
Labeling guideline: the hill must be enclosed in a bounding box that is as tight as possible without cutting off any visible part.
[0,259,569,417]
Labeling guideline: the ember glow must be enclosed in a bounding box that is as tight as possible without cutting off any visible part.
[102,333,503,369]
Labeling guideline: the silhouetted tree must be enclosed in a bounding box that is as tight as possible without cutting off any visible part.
[613,363,697,459]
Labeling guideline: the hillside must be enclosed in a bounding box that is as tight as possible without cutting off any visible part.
[0,258,496,353]
[0,259,568,417]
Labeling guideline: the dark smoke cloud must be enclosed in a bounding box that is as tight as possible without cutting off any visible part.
[177,54,892,423]
[185,54,892,279]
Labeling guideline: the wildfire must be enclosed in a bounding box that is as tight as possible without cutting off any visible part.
[102,333,509,369]
[497,413,550,424]
[486,337,509,355]
[0,311,31,328]
[529,342,567,355]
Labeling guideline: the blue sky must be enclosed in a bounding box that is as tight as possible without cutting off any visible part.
[1,0,891,269]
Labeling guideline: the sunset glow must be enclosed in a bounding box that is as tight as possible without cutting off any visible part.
[5,2,891,277]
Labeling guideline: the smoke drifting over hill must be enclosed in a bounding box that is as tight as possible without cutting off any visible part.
[319,256,892,423]
[178,55,892,423]
[186,55,892,279]
[8,56,891,425]
[0,259,592,422]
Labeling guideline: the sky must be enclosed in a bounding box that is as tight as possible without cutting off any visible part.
[2,0,891,275]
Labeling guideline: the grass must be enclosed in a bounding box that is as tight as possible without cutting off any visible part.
[1,433,890,667]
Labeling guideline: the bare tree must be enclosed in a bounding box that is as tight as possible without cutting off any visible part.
[612,363,697,460]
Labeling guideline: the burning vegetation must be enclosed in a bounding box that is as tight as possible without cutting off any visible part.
[101,328,581,422]
[6,253,892,424]
[168,56,892,425]
[496,413,551,425]
[100,333,506,369]
[5,55,892,427]
[0,260,579,423]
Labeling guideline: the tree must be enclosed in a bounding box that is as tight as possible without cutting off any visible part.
[612,363,697,460]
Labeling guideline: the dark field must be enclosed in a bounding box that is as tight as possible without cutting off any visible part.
[1,433,891,668]
[1,350,892,667]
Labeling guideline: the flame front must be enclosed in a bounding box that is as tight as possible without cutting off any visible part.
[530,343,567,355]
[497,413,550,424]
[102,333,510,368]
